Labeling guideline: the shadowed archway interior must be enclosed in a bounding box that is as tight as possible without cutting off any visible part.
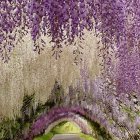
[34,121,97,140]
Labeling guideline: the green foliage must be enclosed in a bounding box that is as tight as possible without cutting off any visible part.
[34,132,54,140]
[0,82,63,140]
[0,93,36,140]
[0,119,20,140]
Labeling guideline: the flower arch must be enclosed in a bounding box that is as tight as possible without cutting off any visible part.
[44,115,93,135]
[24,106,111,140]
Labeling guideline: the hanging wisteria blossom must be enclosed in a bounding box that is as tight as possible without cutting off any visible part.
[0,0,129,60]
[0,0,140,139]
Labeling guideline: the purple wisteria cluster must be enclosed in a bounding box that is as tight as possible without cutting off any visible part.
[77,63,140,139]
[1,0,128,60]
[0,0,24,61]
[116,0,140,95]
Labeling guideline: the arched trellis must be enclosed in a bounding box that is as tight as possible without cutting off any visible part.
[24,106,111,140]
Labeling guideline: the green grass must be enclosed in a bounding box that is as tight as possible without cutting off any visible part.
[79,133,96,140]
[34,121,97,140]
[34,132,54,140]
[51,121,81,134]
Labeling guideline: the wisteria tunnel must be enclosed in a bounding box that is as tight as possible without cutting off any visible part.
[25,107,95,140]
[0,0,140,140]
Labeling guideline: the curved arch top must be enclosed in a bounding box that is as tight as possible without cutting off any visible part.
[24,106,97,140]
